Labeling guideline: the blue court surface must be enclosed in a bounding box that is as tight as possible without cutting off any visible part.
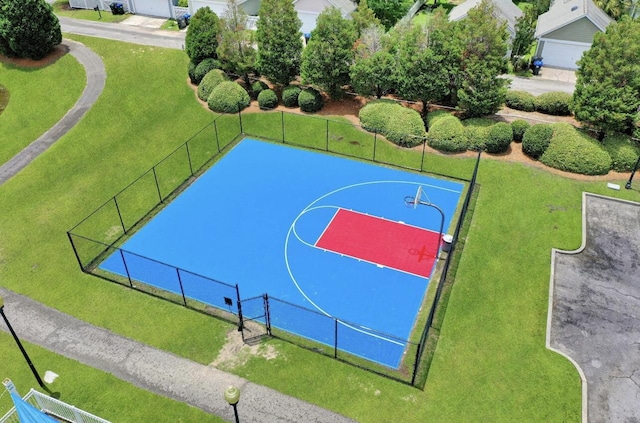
[101,138,463,368]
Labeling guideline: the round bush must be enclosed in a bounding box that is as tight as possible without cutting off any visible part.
[427,112,468,153]
[535,91,573,116]
[522,124,553,159]
[298,88,324,113]
[282,85,301,108]
[197,69,227,102]
[194,58,221,85]
[511,119,530,142]
[257,89,278,110]
[359,101,426,147]
[505,91,536,112]
[463,118,494,152]
[485,122,513,154]
[188,61,197,84]
[251,80,269,99]
[359,100,395,133]
[540,123,612,175]
[602,133,640,172]
[207,81,250,113]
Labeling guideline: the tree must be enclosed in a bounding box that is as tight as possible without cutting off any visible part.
[367,0,411,30]
[300,8,357,99]
[573,17,640,135]
[0,0,61,60]
[594,0,631,20]
[185,7,221,65]
[256,0,303,86]
[393,22,449,113]
[350,25,395,98]
[351,0,381,37]
[510,6,537,69]
[453,0,509,116]
[217,0,256,88]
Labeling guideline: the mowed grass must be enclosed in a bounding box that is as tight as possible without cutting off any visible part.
[0,53,85,164]
[1,34,640,422]
[53,0,129,23]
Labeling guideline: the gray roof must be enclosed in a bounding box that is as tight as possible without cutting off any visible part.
[328,0,357,15]
[535,0,614,37]
[448,0,523,32]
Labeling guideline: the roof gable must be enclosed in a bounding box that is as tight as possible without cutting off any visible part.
[449,0,523,31]
[293,0,356,15]
[535,0,614,38]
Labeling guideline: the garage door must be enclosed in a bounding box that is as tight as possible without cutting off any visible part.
[133,0,171,17]
[540,40,591,70]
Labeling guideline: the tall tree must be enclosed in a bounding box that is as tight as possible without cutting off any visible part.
[0,0,61,60]
[256,0,303,86]
[367,0,411,30]
[217,0,256,88]
[185,7,221,65]
[594,0,631,20]
[454,0,509,116]
[573,17,640,135]
[300,8,357,99]
[510,6,537,69]
[393,22,449,113]
[350,25,395,98]
[351,0,382,37]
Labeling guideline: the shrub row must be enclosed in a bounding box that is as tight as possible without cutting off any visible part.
[197,69,227,102]
[505,90,573,116]
[359,100,426,147]
[539,123,611,175]
[601,133,640,172]
[299,87,324,113]
[207,81,250,113]
[522,124,553,159]
[426,110,467,152]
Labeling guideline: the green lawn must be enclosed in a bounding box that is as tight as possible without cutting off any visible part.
[52,0,129,23]
[1,34,640,422]
[0,54,85,164]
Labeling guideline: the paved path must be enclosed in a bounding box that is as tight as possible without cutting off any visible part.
[0,288,355,423]
[0,39,105,186]
[548,193,640,423]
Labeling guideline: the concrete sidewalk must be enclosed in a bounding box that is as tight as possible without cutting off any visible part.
[0,288,355,423]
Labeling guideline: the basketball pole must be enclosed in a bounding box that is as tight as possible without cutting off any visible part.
[408,198,445,257]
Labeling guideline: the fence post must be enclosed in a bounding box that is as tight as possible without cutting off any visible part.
[420,136,427,172]
[411,340,423,386]
[236,283,244,332]
[113,196,127,234]
[120,249,133,288]
[152,167,163,203]
[185,142,194,176]
[325,119,329,151]
[238,109,243,134]
[373,130,378,162]
[264,294,271,336]
[281,111,285,143]
[334,319,338,359]
[66,232,85,271]
[214,120,221,153]
[176,269,188,307]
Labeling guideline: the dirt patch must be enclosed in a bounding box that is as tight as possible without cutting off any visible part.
[0,43,70,69]
[211,327,280,370]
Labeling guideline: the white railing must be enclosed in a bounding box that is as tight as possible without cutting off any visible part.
[400,0,427,23]
[0,389,111,423]
[246,15,259,30]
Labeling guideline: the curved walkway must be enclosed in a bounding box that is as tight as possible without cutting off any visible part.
[547,193,640,422]
[0,39,106,186]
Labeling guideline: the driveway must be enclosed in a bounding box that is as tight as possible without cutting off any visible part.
[503,68,576,95]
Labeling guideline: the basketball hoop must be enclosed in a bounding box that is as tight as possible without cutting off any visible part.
[404,195,418,209]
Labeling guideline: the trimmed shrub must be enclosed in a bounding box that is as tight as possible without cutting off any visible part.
[282,85,301,108]
[359,101,426,147]
[298,88,324,113]
[207,81,250,113]
[194,58,221,85]
[185,6,220,64]
[535,91,573,116]
[540,123,611,175]
[251,80,269,99]
[602,133,640,172]
[486,122,513,154]
[463,118,493,152]
[0,0,61,60]
[188,61,197,84]
[522,124,553,159]
[505,90,536,112]
[257,89,278,110]
[197,69,227,101]
[427,112,467,153]
[511,119,530,142]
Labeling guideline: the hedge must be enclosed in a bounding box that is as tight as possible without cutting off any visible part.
[194,58,221,85]
[522,124,553,159]
[359,101,426,147]
[505,91,536,112]
[188,61,197,84]
[427,111,467,153]
[257,89,278,110]
[511,119,530,142]
[282,85,301,108]
[535,91,573,116]
[540,124,611,175]
[197,69,227,102]
[251,80,269,99]
[298,88,324,113]
[486,122,513,154]
[463,118,493,152]
[602,133,640,172]
[207,81,250,113]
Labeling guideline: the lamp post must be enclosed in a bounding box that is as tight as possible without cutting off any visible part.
[0,295,49,393]
[625,155,640,189]
[224,385,241,423]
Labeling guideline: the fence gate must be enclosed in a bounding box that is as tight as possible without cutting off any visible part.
[238,294,271,343]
